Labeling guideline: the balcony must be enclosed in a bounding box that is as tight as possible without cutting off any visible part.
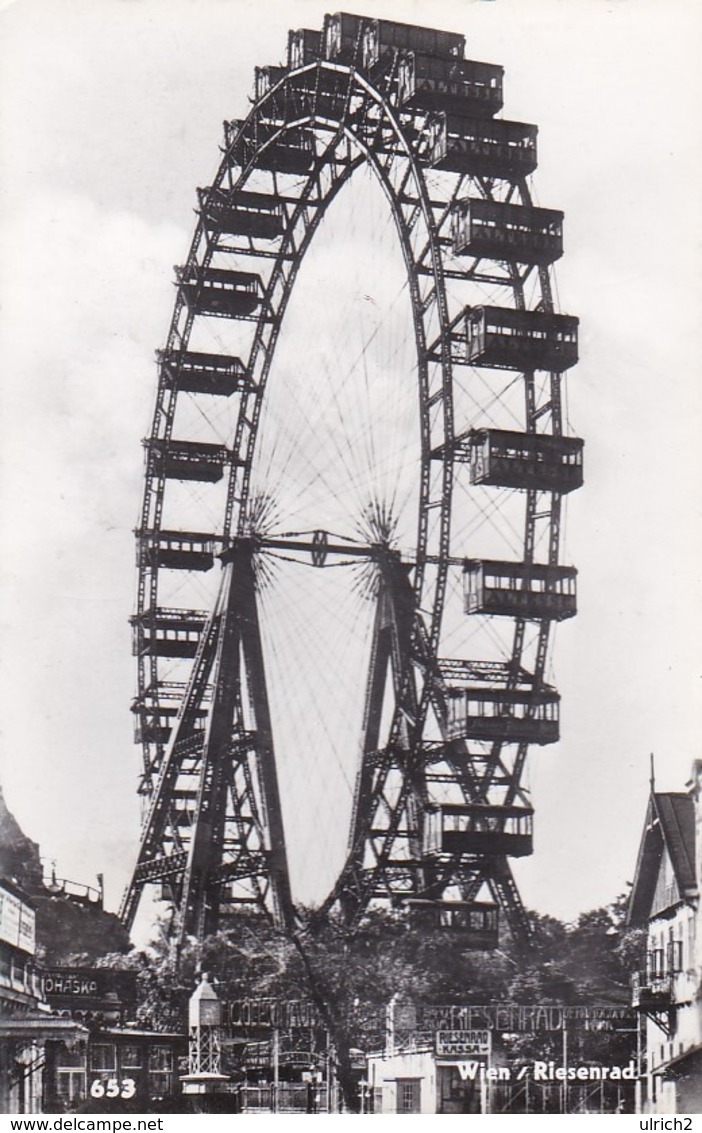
[464,305,579,372]
[452,198,563,265]
[465,428,583,493]
[425,112,537,178]
[463,559,577,622]
[398,54,502,118]
[631,971,673,1011]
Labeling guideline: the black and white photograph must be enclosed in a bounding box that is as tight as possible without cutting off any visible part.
[1,0,701,1117]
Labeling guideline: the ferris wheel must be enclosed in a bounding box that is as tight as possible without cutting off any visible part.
[120,12,582,949]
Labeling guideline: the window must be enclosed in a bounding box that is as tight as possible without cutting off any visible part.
[667,938,683,974]
[148,1045,174,1099]
[149,1045,173,1072]
[56,1070,86,1106]
[120,1044,143,1070]
[55,1041,86,1069]
[90,1044,116,1072]
[396,1079,421,1114]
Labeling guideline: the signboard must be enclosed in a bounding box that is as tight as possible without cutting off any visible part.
[43,967,138,1016]
[44,971,102,998]
[228,998,318,1029]
[0,883,36,955]
[422,1004,636,1033]
[436,1030,492,1057]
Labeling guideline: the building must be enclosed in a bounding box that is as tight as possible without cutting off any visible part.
[0,875,186,1114]
[1,879,42,1014]
[43,1027,187,1112]
[367,1041,490,1114]
[627,761,702,1113]
[0,878,88,1113]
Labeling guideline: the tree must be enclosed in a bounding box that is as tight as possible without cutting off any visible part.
[108,896,640,1113]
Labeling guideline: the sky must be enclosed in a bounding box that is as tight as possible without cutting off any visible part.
[0,0,701,929]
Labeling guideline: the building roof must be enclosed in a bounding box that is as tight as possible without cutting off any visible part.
[0,875,36,908]
[627,791,697,926]
[656,794,696,892]
[653,1041,702,1078]
[0,1015,88,1042]
[99,1027,186,1042]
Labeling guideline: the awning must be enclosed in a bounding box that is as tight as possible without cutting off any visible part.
[0,1015,88,1043]
[654,1042,702,1078]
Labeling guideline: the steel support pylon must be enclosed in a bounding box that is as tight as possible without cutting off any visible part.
[120,542,293,942]
[331,559,534,950]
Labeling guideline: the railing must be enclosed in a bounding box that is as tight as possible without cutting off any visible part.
[630,969,673,1009]
[237,1083,325,1113]
[42,871,103,906]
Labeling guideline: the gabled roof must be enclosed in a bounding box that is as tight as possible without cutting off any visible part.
[656,794,696,893]
[627,791,697,926]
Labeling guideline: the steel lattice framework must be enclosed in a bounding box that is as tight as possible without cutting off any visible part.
[120,14,583,950]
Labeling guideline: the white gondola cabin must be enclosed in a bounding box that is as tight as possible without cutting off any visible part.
[159,350,250,398]
[397,54,502,117]
[425,112,537,178]
[452,198,563,265]
[424,803,534,858]
[131,608,207,659]
[446,686,560,745]
[198,188,284,240]
[467,428,584,493]
[463,559,577,621]
[464,306,578,372]
[177,267,262,319]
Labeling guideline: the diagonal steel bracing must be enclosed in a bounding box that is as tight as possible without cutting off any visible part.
[121,542,293,940]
